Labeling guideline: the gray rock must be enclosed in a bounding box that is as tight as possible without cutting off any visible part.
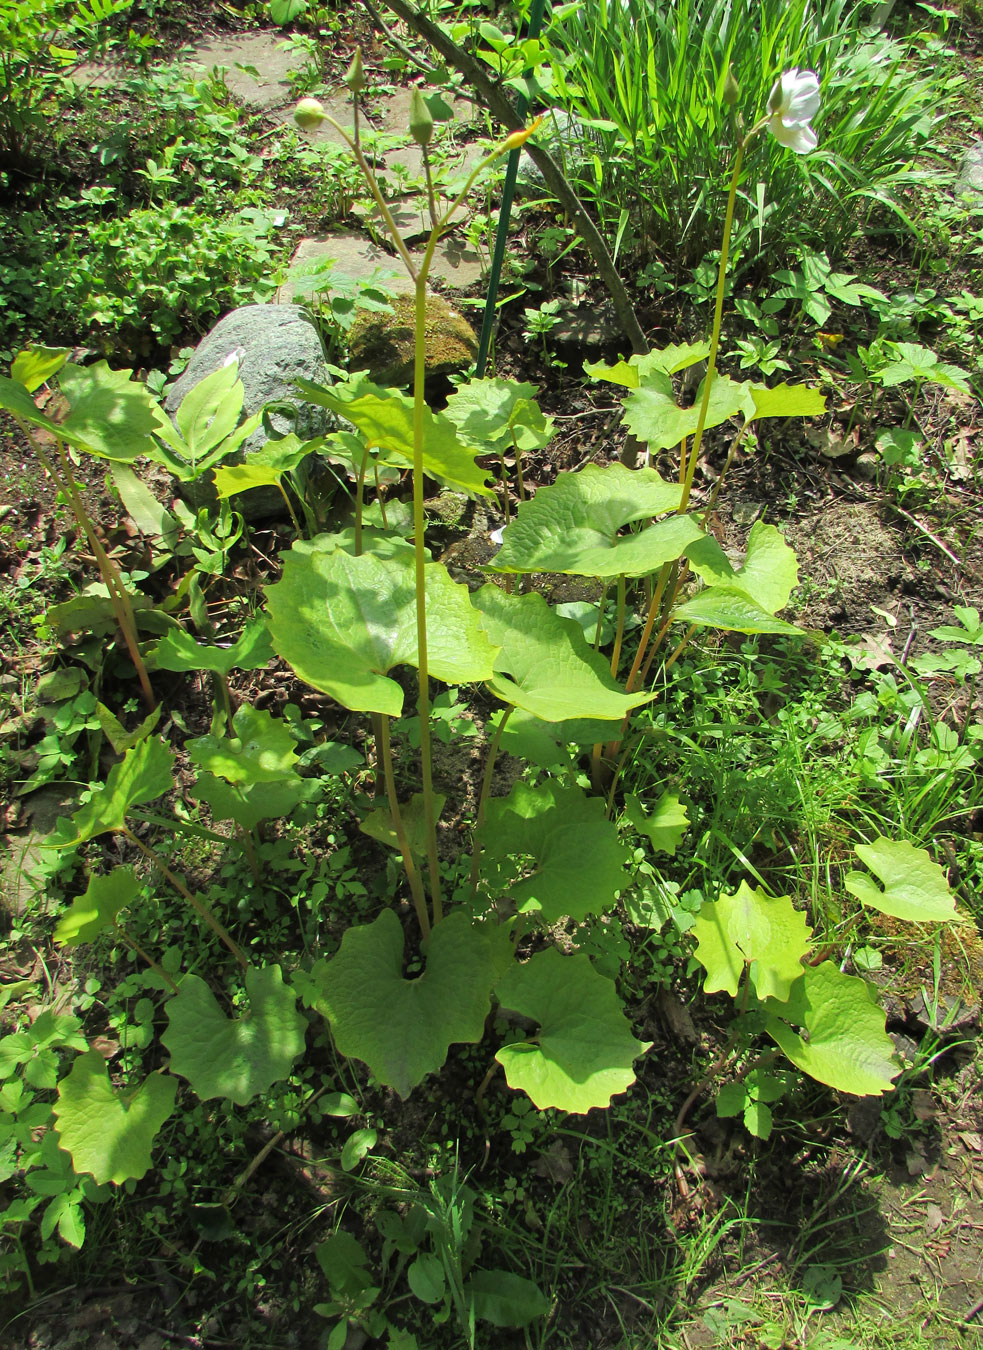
[165,304,336,518]
[957,141,983,197]
[517,109,602,196]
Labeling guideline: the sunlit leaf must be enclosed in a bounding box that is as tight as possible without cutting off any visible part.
[623,790,689,856]
[687,521,799,614]
[622,369,752,451]
[186,705,299,786]
[691,882,812,1003]
[55,867,140,946]
[845,838,957,923]
[495,949,650,1112]
[53,1051,177,1184]
[68,737,175,843]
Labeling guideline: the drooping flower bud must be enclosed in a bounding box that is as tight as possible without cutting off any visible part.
[722,65,740,107]
[294,97,326,131]
[409,87,434,147]
[344,48,365,95]
[500,116,543,154]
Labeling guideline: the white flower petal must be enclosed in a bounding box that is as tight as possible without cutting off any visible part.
[489,526,505,547]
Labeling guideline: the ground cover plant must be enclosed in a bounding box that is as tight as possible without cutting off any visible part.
[1,1,982,1347]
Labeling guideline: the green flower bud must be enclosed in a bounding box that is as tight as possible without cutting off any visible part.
[344,48,365,95]
[409,87,434,147]
[294,97,326,131]
[723,65,740,107]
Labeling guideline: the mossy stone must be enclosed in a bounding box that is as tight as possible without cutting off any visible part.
[348,293,477,386]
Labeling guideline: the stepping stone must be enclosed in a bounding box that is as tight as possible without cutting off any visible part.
[279,231,484,304]
[184,30,308,109]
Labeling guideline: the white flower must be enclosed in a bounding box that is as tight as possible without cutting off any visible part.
[767,69,820,154]
[489,526,505,547]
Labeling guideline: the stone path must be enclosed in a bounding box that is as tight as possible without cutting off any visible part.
[74,30,493,298]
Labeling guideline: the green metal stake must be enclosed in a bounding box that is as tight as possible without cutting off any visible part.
[474,0,547,377]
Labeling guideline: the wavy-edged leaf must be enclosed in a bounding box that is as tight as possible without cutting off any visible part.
[56,362,161,462]
[68,736,175,843]
[765,962,899,1096]
[53,1051,177,1184]
[585,341,710,390]
[162,965,307,1105]
[622,370,752,451]
[687,521,799,614]
[11,346,69,393]
[692,882,812,1003]
[308,910,506,1099]
[155,620,274,677]
[55,867,140,946]
[192,772,309,829]
[673,587,804,635]
[187,705,299,786]
[266,544,498,716]
[495,949,650,1112]
[845,838,957,923]
[489,463,688,577]
[624,790,688,856]
[443,377,554,452]
[480,781,628,922]
[474,585,653,721]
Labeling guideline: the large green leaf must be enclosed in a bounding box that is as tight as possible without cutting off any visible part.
[745,383,827,421]
[266,544,499,716]
[154,621,274,677]
[622,370,752,451]
[686,521,799,615]
[67,737,175,843]
[691,883,812,1003]
[764,963,899,1096]
[53,1051,177,1184]
[186,705,300,786]
[844,838,957,923]
[473,585,653,721]
[296,381,494,497]
[443,377,554,452]
[585,341,710,390]
[55,867,141,946]
[163,965,307,1105]
[308,910,505,1099]
[480,781,628,922]
[489,463,691,577]
[56,363,161,462]
[464,1271,550,1328]
[495,950,650,1112]
[672,588,804,635]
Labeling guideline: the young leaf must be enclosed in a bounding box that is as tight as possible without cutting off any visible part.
[95,702,163,755]
[715,1081,747,1118]
[444,377,553,452]
[317,1231,373,1299]
[53,1051,178,1184]
[162,965,307,1105]
[155,621,275,677]
[691,882,812,1003]
[186,705,299,786]
[267,544,499,716]
[672,588,804,636]
[495,949,651,1113]
[473,585,654,722]
[192,773,308,830]
[687,521,799,615]
[844,839,957,923]
[67,736,175,843]
[623,369,753,452]
[764,962,899,1096]
[585,340,711,390]
[54,867,140,946]
[488,462,691,577]
[480,780,628,922]
[624,791,688,856]
[464,1270,550,1327]
[745,383,826,420]
[308,910,505,1099]
[11,346,69,393]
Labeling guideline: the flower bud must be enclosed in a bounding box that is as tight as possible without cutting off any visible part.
[409,87,434,146]
[723,65,740,107]
[294,97,326,130]
[344,48,365,95]
[500,115,543,154]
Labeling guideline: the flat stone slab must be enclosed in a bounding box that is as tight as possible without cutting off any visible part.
[280,231,484,303]
[185,30,307,109]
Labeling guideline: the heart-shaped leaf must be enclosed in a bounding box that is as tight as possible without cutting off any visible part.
[360,793,447,857]
[55,867,141,946]
[53,1051,177,1184]
[692,882,812,1003]
[266,543,499,716]
[495,949,651,1112]
[764,962,899,1096]
[67,736,175,843]
[489,463,692,577]
[186,705,300,786]
[844,838,957,923]
[155,620,275,677]
[480,781,628,922]
[192,773,310,829]
[473,585,653,721]
[308,910,506,1099]
[163,965,307,1105]
[622,369,752,451]
[624,790,689,856]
